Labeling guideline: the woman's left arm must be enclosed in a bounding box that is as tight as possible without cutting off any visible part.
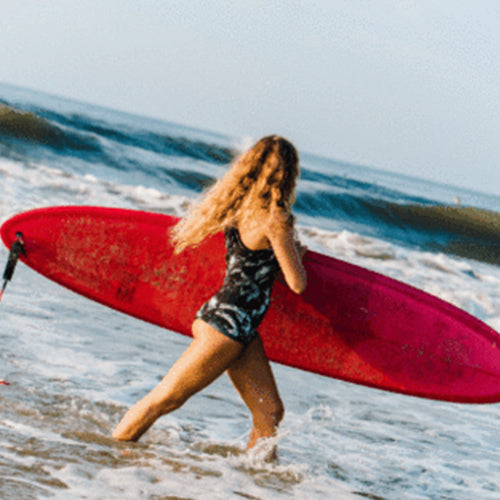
[266,212,307,294]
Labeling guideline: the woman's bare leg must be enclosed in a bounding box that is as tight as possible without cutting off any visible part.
[113,319,243,442]
[227,335,284,454]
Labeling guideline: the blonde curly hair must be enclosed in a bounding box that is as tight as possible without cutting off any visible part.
[172,135,299,253]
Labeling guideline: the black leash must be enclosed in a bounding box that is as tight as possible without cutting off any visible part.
[0,231,26,386]
[0,231,26,303]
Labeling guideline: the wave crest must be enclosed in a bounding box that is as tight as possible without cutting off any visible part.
[0,104,100,152]
[297,190,500,266]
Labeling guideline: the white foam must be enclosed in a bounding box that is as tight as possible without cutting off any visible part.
[47,445,355,500]
[0,157,193,220]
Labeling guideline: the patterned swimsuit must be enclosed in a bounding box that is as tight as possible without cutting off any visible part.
[196,226,280,345]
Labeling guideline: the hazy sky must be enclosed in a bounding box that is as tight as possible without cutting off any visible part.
[1,1,499,195]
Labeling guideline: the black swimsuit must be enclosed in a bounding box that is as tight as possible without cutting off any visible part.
[196,226,279,345]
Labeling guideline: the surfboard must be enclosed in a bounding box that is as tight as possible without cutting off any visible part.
[2,206,499,403]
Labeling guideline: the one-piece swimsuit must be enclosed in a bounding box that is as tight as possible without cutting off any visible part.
[196,226,279,345]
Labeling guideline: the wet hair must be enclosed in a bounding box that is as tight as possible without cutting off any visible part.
[172,135,299,253]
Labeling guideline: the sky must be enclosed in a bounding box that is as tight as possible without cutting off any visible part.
[1,0,499,196]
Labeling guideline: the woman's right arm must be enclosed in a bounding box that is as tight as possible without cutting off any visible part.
[266,211,307,294]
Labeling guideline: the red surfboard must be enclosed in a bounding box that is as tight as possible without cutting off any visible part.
[2,206,499,403]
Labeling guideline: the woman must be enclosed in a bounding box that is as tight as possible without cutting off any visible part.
[113,136,307,454]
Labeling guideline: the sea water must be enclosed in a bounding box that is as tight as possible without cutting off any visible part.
[1,82,499,499]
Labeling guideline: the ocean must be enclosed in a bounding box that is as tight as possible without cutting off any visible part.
[1,82,499,500]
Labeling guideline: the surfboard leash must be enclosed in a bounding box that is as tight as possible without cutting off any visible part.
[0,231,26,304]
[0,232,26,386]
